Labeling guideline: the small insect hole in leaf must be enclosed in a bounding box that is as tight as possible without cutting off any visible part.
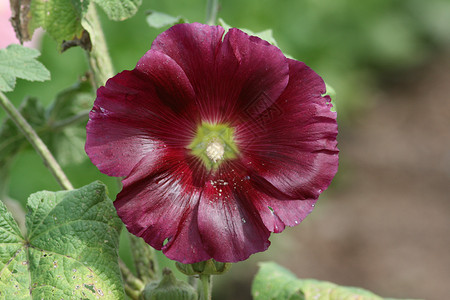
[84,284,96,294]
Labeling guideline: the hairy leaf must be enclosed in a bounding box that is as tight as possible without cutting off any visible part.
[10,0,89,51]
[93,0,142,21]
[252,262,416,300]
[0,181,124,299]
[0,45,50,92]
[10,0,141,51]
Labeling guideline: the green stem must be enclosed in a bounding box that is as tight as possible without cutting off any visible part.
[205,0,219,26]
[188,275,198,290]
[199,274,212,300]
[0,160,13,198]
[50,109,90,130]
[119,259,145,299]
[83,3,114,88]
[0,91,73,191]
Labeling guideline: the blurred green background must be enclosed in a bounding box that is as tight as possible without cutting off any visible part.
[2,0,450,299]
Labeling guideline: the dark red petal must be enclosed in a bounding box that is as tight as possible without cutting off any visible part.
[135,49,197,114]
[86,63,198,177]
[251,192,317,233]
[219,29,289,122]
[114,149,211,264]
[151,23,289,124]
[151,22,224,77]
[150,23,224,104]
[197,172,271,262]
[235,59,338,204]
[209,160,317,234]
[87,23,339,263]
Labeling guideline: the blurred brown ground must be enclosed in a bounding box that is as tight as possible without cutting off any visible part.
[214,52,450,300]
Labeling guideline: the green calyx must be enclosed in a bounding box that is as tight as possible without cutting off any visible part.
[187,122,239,170]
[140,268,197,300]
[176,259,232,276]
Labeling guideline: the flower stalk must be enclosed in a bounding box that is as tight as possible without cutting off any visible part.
[199,274,212,300]
[205,0,219,26]
[0,91,73,191]
[84,3,114,88]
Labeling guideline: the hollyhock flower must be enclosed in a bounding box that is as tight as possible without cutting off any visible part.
[85,23,338,263]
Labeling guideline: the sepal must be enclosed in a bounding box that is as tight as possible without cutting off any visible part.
[140,268,197,300]
[176,259,231,276]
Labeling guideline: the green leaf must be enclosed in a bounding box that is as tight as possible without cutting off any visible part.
[252,262,306,300]
[46,80,92,122]
[0,80,93,171]
[11,0,89,51]
[252,262,416,300]
[0,97,46,172]
[10,0,141,51]
[218,18,279,47]
[324,83,337,112]
[28,0,87,51]
[0,200,28,299]
[45,80,94,165]
[0,181,124,299]
[296,280,383,300]
[146,10,185,29]
[92,0,142,21]
[0,45,50,92]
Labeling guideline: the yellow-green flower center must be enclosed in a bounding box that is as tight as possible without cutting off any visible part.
[188,122,238,170]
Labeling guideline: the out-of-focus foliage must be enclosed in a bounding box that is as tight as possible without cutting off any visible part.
[1,1,448,298]
[102,0,450,121]
[252,262,416,300]
[8,0,450,118]
[146,10,185,29]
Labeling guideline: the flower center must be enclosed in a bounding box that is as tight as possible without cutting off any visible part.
[206,138,225,163]
[188,122,238,170]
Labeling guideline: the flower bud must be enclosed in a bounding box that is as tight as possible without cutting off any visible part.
[140,268,197,300]
[176,259,231,276]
